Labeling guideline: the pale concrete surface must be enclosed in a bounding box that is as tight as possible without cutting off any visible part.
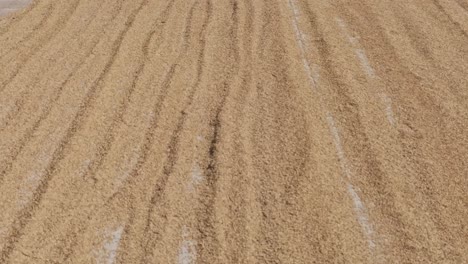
[0,0,31,16]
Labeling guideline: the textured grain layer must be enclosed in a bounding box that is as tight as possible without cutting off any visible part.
[0,0,467,263]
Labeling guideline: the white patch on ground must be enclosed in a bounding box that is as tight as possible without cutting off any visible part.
[382,94,396,126]
[113,110,157,191]
[288,0,377,252]
[326,114,353,179]
[347,183,376,249]
[287,0,322,92]
[113,148,140,192]
[95,225,124,264]
[178,226,197,264]
[379,93,396,126]
[311,64,320,84]
[336,18,359,46]
[188,163,203,192]
[355,49,376,78]
[0,0,31,16]
[336,17,396,127]
[188,135,205,192]
[77,159,92,178]
[327,113,376,249]
[16,148,54,208]
[17,173,41,208]
[336,17,376,78]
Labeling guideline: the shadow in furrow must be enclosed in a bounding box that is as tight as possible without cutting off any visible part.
[0,0,82,92]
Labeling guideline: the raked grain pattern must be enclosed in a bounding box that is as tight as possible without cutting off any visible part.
[0,0,467,263]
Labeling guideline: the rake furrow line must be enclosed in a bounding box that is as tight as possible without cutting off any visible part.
[73,0,176,185]
[0,0,82,93]
[0,0,467,262]
[0,0,124,183]
[288,0,378,255]
[0,1,55,59]
[219,0,256,261]
[8,1,195,259]
[140,2,204,258]
[0,0,109,125]
[431,0,468,39]
[0,0,40,36]
[196,0,241,261]
[0,0,152,260]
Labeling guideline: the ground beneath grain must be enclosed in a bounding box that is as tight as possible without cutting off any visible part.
[1,0,467,263]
